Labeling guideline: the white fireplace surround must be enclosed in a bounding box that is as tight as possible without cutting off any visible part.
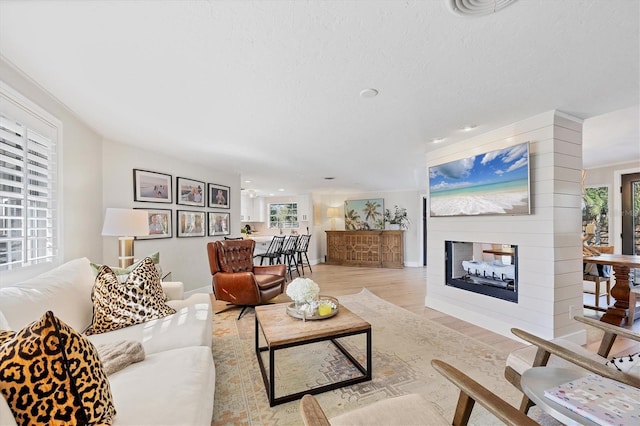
[426,110,586,344]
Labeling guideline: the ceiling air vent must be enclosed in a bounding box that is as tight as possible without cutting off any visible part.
[448,0,518,17]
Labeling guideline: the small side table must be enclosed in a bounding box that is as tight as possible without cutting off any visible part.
[521,367,598,426]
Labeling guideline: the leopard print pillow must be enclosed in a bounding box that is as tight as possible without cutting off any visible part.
[0,330,15,344]
[85,256,176,335]
[0,311,115,425]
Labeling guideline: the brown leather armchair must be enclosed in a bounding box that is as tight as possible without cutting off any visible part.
[207,239,286,319]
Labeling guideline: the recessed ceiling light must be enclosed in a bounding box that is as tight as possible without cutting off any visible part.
[324,177,336,180]
[462,125,477,132]
[269,193,274,196]
[359,88,379,98]
[448,0,518,16]
[431,138,445,143]
[278,188,285,192]
[244,180,252,183]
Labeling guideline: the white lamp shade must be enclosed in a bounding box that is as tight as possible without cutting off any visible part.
[326,207,340,218]
[102,208,149,237]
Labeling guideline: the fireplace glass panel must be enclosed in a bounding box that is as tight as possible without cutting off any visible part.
[445,241,518,303]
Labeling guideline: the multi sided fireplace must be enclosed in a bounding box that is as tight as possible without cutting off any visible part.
[445,241,518,303]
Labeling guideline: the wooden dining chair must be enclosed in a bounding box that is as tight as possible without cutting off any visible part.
[583,245,614,311]
[628,285,640,324]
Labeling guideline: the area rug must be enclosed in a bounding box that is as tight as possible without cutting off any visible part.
[211,288,556,425]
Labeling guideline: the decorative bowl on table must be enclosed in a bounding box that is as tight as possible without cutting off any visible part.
[286,296,339,321]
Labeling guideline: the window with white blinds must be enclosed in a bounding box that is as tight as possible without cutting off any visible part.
[0,85,59,272]
[268,202,299,229]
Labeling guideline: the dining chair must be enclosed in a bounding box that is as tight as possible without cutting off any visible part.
[628,285,640,324]
[295,234,312,275]
[583,245,613,311]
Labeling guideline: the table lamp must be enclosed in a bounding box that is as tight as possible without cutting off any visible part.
[101,208,149,268]
[326,207,340,231]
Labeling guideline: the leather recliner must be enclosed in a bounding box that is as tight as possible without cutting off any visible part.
[207,239,286,319]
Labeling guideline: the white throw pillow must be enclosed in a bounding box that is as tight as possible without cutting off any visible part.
[90,252,163,282]
[0,257,94,331]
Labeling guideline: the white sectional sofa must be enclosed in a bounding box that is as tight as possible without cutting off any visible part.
[0,257,215,425]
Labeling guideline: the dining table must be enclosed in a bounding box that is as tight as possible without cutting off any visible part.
[582,253,640,326]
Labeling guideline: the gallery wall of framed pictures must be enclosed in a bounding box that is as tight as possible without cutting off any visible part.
[132,169,231,238]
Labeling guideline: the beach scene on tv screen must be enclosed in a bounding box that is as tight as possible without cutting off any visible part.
[429,142,530,216]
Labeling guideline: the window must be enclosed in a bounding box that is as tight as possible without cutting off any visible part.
[268,203,298,229]
[582,186,609,246]
[0,82,60,272]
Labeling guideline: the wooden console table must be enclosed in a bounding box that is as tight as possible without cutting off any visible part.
[325,230,404,269]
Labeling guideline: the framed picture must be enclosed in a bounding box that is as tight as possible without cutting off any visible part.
[177,210,206,237]
[208,183,230,209]
[135,208,172,239]
[429,142,531,217]
[176,177,205,207]
[208,212,230,236]
[344,198,384,230]
[133,169,172,203]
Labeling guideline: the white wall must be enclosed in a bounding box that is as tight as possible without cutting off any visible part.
[0,58,103,283]
[101,139,240,292]
[426,111,586,341]
[312,190,423,266]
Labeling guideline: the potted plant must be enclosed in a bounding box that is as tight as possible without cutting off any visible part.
[384,205,410,230]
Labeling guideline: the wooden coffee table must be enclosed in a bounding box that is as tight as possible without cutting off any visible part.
[255,302,372,406]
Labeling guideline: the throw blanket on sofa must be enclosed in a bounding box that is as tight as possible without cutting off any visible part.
[96,340,145,376]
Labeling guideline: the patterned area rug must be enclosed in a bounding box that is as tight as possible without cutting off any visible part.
[211,288,556,425]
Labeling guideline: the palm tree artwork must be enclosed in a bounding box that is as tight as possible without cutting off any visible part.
[344,208,361,230]
[344,198,384,230]
[363,200,382,223]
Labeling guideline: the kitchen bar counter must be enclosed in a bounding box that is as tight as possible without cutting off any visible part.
[249,235,274,244]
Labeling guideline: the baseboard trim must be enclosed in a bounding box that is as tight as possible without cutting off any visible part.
[425,296,587,344]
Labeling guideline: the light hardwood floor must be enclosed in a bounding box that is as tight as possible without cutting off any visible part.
[211,264,640,355]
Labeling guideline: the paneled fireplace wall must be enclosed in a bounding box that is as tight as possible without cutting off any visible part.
[426,110,585,342]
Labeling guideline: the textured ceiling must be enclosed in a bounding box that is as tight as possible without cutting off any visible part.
[0,0,638,196]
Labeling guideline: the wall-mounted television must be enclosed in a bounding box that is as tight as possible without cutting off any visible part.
[429,142,531,217]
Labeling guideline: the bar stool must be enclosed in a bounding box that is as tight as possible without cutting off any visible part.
[295,234,312,275]
[253,236,285,265]
[281,235,300,279]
